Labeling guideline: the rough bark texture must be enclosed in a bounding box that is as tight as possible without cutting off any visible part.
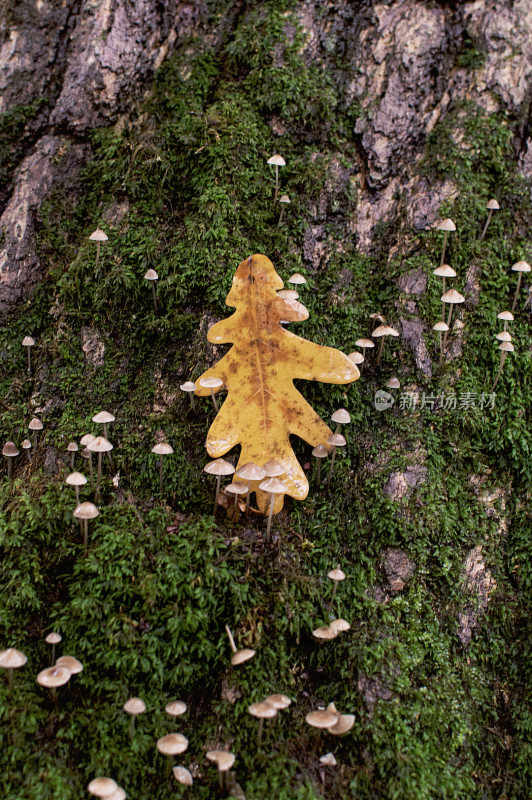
[1,0,532,313]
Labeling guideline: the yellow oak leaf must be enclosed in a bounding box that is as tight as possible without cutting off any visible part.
[196,254,359,513]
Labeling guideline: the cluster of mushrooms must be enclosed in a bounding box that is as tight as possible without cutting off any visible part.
[0,634,83,701]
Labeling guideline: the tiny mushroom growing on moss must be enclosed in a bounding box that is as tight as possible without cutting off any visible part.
[433,264,457,320]
[225,624,255,665]
[235,462,266,511]
[372,325,400,366]
[204,458,235,515]
[36,665,71,698]
[151,442,174,493]
[74,501,99,552]
[225,480,249,517]
[87,436,113,501]
[180,381,196,410]
[436,218,456,266]
[92,411,115,440]
[258,476,287,543]
[87,777,119,798]
[331,408,350,435]
[267,154,286,201]
[354,338,374,372]
[497,310,514,331]
[348,351,364,368]
[21,439,32,463]
[144,268,159,312]
[173,766,193,787]
[207,750,236,791]
[312,444,328,486]
[326,433,346,487]
[0,647,27,696]
[329,618,351,634]
[66,442,78,469]
[320,753,337,766]
[28,417,43,449]
[56,655,83,675]
[3,442,19,482]
[433,320,449,365]
[496,331,512,343]
[265,693,292,711]
[328,566,346,610]
[199,376,224,411]
[157,733,189,775]
[306,708,339,730]
[312,625,338,641]
[248,701,277,747]
[89,227,108,267]
[45,632,62,665]
[80,434,96,487]
[277,194,291,228]
[441,289,465,353]
[123,697,146,737]
[288,272,306,286]
[166,700,187,718]
[491,340,515,393]
[511,260,531,312]
[66,471,88,506]
[22,335,35,376]
[386,377,400,389]
[480,198,499,241]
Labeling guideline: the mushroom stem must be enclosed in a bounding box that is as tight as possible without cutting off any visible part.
[50,643,56,665]
[159,455,164,493]
[438,331,443,366]
[152,282,158,314]
[316,458,321,486]
[512,272,523,312]
[442,303,454,353]
[33,431,38,450]
[95,241,101,268]
[83,519,89,553]
[26,449,32,464]
[245,480,252,511]
[7,667,13,698]
[490,351,508,393]
[129,715,136,739]
[27,348,32,377]
[328,581,338,612]
[440,230,448,266]
[7,459,12,483]
[71,451,75,469]
[213,475,221,515]
[274,165,279,202]
[88,452,94,489]
[95,452,103,501]
[258,717,264,747]
[479,209,493,241]
[210,388,219,412]
[225,625,237,654]
[376,337,385,366]
[277,206,285,229]
[327,447,338,487]
[441,277,446,321]
[265,493,274,543]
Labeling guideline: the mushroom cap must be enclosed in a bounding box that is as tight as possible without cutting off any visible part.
[320,753,337,766]
[144,268,158,280]
[56,655,83,674]
[45,632,62,645]
[206,750,235,771]
[180,381,196,392]
[497,311,514,321]
[225,482,249,496]
[66,471,88,487]
[496,331,512,342]
[248,701,277,719]
[441,289,465,304]
[204,458,235,477]
[437,218,456,231]
[312,445,328,459]
[258,477,286,494]
[511,260,531,272]
[262,459,286,477]
[288,273,306,285]
[67,441,78,453]
[486,198,500,210]
[328,567,345,581]
[433,321,449,332]
[312,625,338,640]
[166,700,187,716]
[236,462,267,482]
[0,648,27,668]
[267,154,286,166]
[28,417,43,431]
[328,713,355,735]
[92,411,115,425]
[347,351,364,364]
[433,264,456,278]
[231,648,256,665]
[87,778,118,797]
[3,441,20,457]
[199,377,224,389]
[369,312,385,323]
[327,433,346,448]
[87,436,113,453]
[123,697,146,715]
[36,666,71,688]
[89,228,108,242]
[22,335,35,346]
[107,788,126,800]
[80,433,96,446]
[265,693,292,709]
[306,709,338,728]
[21,439,32,450]
[355,338,375,348]
[173,766,193,786]
[278,194,291,204]
[277,289,299,300]
[157,733,189,756]
[151,442,174,455]
[499,341,515,352]
[331,409,350,425]
[329,618,351,633]
[386,377,401,389]
[372,324,399,338]
[73,501,99,520]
